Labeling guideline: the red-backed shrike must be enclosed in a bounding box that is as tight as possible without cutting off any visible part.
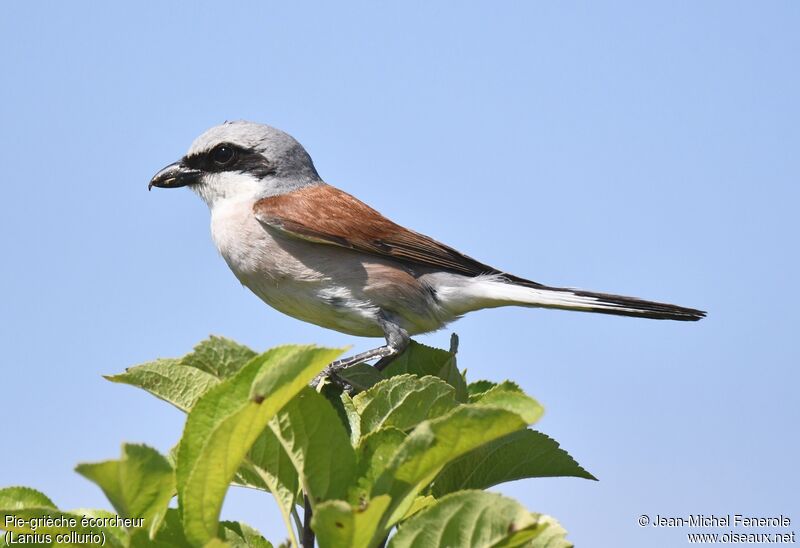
[149,121,704,377]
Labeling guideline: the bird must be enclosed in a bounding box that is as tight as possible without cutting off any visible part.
[149,121,705,378]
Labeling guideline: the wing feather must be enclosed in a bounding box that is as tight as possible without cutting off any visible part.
[253,184,518,280]
[252,185,705,321]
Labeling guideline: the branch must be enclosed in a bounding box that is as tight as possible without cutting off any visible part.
[302,494,315,548]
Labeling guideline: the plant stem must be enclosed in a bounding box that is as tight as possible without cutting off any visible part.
[291,506,303,547]
[253,464,300,548]
[302,495,315,548]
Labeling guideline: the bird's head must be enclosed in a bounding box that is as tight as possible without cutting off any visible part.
[148,121,321,206]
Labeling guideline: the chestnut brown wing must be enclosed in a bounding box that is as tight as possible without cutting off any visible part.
[253,184,517,280]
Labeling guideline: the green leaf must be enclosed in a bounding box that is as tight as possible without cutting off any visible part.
[105,359,219,412]
[432,429,596,497]
[181,335,257,379]
[145,405,284,498]
[132,509,271,547]
[0,487,56,510]
[471,383,544,424]
[249,346,345,402]
[231,464,269,492]
[339,392,362,446]
[134,508,191,547]
[389,491,571,548]
[373,405,530,531]
[336,363,385,392]
[352,375,457,433]
[0,487,125,547]
[177,344,344,546]
[467,379,497,397]
[500,514,572,548]
[76,443,174,537]
[105,336,256,411]
[78,509,131,546]
[220,520,273,547]
[468,380,521,401]
[269,387,356,504]
[381,341,451,377]
[318,383,362,446]
[400,495,435,521]
[437,359,469,403]
[381,341,467,401]
[311,495,392,548]
[242,428,299,543]
[349,427,407,504]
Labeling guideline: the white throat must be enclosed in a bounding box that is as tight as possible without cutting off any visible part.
[192,172,264,209]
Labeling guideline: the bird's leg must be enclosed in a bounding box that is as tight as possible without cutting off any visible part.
[311,315,409,388]
[374,332,458,372]
[373,319,410,371]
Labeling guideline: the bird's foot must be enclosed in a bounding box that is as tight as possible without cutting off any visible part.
[310,344,397,390]
[310,312,411,391]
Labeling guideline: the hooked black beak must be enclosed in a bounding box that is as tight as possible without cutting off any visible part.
[148,161,202,191]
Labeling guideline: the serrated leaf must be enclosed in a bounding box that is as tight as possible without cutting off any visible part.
[231,465,269,492]
[246,431,298,498]
[349,427,407,504]
[318,382,362,445]
[339,392,361,446]
[243,428,299,543]
[132,510,271,547]
[249,346,345,401]
[0,488,125,546]
[336,363,385,392]
[400,495,435,521]
[372,405,530,532]
[220,520,273,547]
[177,344,344,545]
[269,387,356,504]
[311,495,392,548]
[381,342,466,401]
[468,380,522,402]
[352,375,457,433]
[499,514,572,548]
[134,508,191,547]
[381,341,452,377]
[527,514,572,548]
[181,335,257,379]
[105,336,256,411]
[467,379,497,397]
[436,358,468,403]
[77,509,131,546]
[0,487,56,510]
[105,359,219,412]
[432,429,596,497]
[76,443,174,537]
[471,384,544,424]
[164,413,280,498]
[389,491,571,548]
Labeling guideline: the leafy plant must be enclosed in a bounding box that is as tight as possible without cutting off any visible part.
[1,336,595,547]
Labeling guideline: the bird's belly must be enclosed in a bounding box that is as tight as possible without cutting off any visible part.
[209,198,453,337]
[210,200,386,336]
[244,272,387,337]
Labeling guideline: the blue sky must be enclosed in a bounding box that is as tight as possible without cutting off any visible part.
[1,2,797,546]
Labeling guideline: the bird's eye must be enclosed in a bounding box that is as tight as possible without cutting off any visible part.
[210,144,237,167]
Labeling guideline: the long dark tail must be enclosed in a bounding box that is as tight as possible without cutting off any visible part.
[547,286,706,321]
[484,277,706,321]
